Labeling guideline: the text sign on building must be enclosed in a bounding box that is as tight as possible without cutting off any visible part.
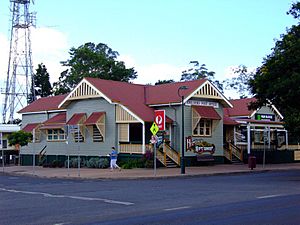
[154,110,165,130]
[255,114,275,121]
[185,100,219,108]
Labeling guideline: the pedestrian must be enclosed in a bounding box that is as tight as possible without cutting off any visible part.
[109,147,121,171]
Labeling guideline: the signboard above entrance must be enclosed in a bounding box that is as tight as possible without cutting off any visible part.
[255,114,275,121]
[186,100,219,108]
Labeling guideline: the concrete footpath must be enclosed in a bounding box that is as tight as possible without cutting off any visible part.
[1,163,300,180]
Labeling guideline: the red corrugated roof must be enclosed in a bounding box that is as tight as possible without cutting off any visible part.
[145,79,207,105]
[18,94,68,113]
[66,113,86,125]
[224,98,257,117]
[18,78,226,123]
[193,106,221,120]
[22,123,40,132]
[223,116,239,125]
[84,112,105,125]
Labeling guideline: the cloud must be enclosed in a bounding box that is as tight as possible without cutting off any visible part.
[0,33,9,81]
[118,54,184,85]
[31,27,70,83]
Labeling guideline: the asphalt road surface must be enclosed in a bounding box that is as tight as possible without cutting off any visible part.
[1,170,300,225]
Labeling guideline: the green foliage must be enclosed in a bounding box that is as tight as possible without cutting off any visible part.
[86,157,109,168]
[98,158,109,168]
[223,65,254,98]
[121,158,143,169]
[86,157,99,168]
[65,157,86,168]
[155,79,175,85]
[53,42,137,95]
[249,3,300,136]
[34,63,53,97]
[7,130,32,147]
[181,61,223,92]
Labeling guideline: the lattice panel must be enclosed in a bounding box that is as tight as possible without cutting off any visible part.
[116,105,138,123]
[194,83,221,98]
[69,81,100,99]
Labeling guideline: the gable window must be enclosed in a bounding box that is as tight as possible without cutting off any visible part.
[193,119,212,136]
[47,129,66,141]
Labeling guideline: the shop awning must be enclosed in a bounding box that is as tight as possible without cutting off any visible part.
[193,106,221,120]
[84,112,105,125]
[66,113,86,125]
[22,123,41,132]
[223,116,239,125]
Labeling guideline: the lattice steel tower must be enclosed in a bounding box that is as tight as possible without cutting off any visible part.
[2,0,36,123]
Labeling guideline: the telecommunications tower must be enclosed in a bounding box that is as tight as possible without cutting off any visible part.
[2,0,36,123]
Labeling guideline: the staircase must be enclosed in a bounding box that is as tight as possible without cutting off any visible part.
[224,142,244,164]
[156,144,180,168]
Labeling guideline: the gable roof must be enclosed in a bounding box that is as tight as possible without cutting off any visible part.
[18,94,68,114]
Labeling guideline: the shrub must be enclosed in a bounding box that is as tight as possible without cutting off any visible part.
[86,157,99,168]
[65,157,86,168]
[121,158,143,169]
[98,158,109,168]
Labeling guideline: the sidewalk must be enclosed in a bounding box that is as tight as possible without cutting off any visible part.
[1,163,300,180]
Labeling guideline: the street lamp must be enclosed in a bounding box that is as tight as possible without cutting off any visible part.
[178,85,188,174]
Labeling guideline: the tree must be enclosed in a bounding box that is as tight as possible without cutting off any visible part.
[249,2,300,137]
[154,79,175,85]
[223,65,254,98]
[34,63,53,98]
[181,61,223,92]
[53,42,137,94]
[7,130,32,149]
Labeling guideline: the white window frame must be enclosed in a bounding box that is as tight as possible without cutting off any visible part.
[47,129,66,141]
[193,118,212,137]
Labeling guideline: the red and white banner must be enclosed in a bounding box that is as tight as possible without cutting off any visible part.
[154,110,165,130]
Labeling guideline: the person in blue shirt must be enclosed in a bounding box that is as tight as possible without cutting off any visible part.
[109,147,121,171]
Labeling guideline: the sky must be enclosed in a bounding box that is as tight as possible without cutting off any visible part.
[0,0,297,103]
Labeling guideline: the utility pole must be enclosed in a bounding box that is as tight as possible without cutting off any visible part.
[2,0,36,123]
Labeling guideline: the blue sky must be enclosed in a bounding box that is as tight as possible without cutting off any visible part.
[0,0,297,98]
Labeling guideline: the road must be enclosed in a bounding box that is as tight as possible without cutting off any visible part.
[1,170,300,225]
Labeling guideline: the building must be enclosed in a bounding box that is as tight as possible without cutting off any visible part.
[0,124,20,165]
[19,77,292,166]
[223,98,288,163]
[19,77,232,166]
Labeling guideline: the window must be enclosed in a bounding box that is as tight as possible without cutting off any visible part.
[93,125,103,142]
[47,129,66,141]
[193,119,212,136]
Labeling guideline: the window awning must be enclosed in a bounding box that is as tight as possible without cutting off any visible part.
[84,112,105,125]
[22,123,41,132]
[66,113,86,125]
[193,106,221,120]
[166,116,173,124]
[39,124,66,130]
[40,112,66,130]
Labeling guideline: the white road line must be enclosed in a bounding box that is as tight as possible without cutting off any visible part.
[0,187,134,206]
[256,194,283,199]
[164,206,191,211]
